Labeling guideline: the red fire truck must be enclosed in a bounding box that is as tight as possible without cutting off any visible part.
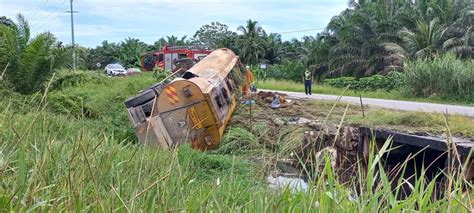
[141,46,212,71]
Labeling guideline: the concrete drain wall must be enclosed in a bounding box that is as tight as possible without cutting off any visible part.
[292,125,473,197]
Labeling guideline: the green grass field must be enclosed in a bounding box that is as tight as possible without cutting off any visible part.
[1,72,473,211]
[256,79,474,106]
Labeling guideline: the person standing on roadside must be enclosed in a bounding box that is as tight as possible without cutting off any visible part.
[303,69,313,95]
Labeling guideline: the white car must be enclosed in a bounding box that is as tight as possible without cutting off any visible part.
[104,64,127,76]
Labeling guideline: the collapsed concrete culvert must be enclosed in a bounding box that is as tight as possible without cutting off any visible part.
[314,147,338,172]
[232,91,473,198]
[290,122,474,197]
[294,125,361,184]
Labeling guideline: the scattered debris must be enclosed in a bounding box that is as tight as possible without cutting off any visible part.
[287,117,312,125]
[267,175,308,192]
[271,95,281,109]
[258,91,287,103]
[273,117,285,126]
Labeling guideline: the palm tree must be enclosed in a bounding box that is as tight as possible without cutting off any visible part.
[262,33,283,64]
[237,19,265,65]
[0,14,66,94]
[320,2,410,77]
[85,40,120,69]
[398,18,446,59]
[386,13,472,60]
[164,35,188,46]
[119,37,147,67]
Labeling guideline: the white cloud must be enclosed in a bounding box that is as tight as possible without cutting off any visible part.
[1,0,348,47]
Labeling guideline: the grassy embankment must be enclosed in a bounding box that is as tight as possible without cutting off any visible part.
[308,101,474,138]
[256,79,474,106]
[1,71,473,211]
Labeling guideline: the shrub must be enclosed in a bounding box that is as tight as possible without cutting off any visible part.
[266,61,305,82]
[251,66,267,83]
[48,69,106,91]
[403,54,474,101]
[47,93,101,118]
[152,65,169,81]
[324,72,405,91]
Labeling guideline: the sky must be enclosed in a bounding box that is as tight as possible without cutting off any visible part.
[0,0,348,48]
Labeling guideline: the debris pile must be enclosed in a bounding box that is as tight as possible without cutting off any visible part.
[256,91,291,108]
[231,92,362,183]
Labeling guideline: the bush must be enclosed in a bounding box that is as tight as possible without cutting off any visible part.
[48,69,106,91]
[403,54,474,101]
[46,72,157,142]
[324,72,405,91]
[266,61,305,82]
[152,65,169,81]
[47,93,101,118]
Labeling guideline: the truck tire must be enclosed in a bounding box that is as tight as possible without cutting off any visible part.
[124,89,156,108]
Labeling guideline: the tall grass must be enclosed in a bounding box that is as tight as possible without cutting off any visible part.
[404,54,474,101]
[1,72,473,211]
[47,69,106,91]
[2,105,472,211]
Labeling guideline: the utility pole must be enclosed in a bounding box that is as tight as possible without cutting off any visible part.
[66,0,78,71]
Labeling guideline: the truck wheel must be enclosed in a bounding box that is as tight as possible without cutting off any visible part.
[124,89,156,108]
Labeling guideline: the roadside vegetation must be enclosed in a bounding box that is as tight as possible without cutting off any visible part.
[256,78,474,106]
[1,0,473,211]
[1,73,473,211]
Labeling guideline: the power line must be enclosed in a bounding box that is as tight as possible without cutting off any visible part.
[32,0,67,30]
[29,0,49,20]
[278,27,326,34]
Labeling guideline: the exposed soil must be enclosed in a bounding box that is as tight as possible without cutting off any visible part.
[228,92,473,193]
[228,92,362,183]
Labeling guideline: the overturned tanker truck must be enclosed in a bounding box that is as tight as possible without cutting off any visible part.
[124,48,246,150]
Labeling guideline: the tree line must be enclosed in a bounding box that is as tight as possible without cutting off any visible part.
[0,0,472,94]
[62,0,474,78]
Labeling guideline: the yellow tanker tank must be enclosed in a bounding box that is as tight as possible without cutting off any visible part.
[125,48,245,150]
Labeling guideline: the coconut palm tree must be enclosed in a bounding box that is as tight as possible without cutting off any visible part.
[237,19,265,65]
[0,14,67,94]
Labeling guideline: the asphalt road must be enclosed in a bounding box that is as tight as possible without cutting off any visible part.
[261,89,474,117]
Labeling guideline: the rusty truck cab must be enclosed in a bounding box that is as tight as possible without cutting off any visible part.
[126,48,244,150]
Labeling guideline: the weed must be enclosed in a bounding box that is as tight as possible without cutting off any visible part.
[404,54,474,101]
[1,71,473,211]
[213,127,261,155]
